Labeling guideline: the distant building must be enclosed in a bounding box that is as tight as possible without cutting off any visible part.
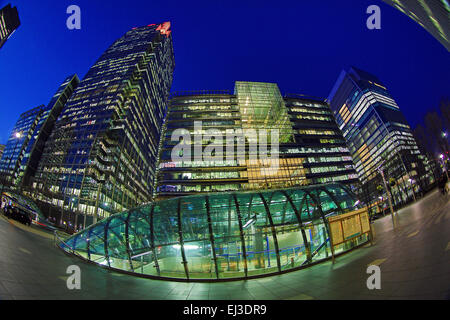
[0,75,79,189]
[0,105,48,187]
[20,75,80,188]
[0,4,20,49]
[328,67,433,206]
[383,0,450,51]
[156,82,358,200]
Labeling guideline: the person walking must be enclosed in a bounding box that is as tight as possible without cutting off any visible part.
[438,176,447,195]
[443,175,449,195]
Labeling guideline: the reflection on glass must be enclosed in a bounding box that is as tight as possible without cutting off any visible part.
[61,183,369,280]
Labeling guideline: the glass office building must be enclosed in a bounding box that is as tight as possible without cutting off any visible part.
[30,23,175,230]
[382,0,450,51]
[0,76,79,190]
[285,95,359,187]
[328,67,431,206]
[61,183,367,280]
[20,76,80,189]
[156,82,358,199]
[157,90,247,198]
[0,4,20,49]
[0,105,47,186]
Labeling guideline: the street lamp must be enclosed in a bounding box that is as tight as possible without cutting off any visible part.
[0,131,23,205]
[439,154,449,180]
[377,163,397,229]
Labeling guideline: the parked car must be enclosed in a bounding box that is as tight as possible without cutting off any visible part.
[4,206,32,226]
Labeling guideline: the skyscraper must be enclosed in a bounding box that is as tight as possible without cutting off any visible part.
[20,75,80,189]
[0,75,79,190]
[284,94,359,187]
[0,4,20,49]
[156,82,358,199]
[328,67,432,206]
[30,23,175,229]
[382,0,450,51]
[0,105,46,186]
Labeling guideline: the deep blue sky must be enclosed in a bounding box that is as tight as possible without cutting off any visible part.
[0,0,449,144]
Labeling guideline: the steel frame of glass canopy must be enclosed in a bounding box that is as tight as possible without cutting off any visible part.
[60,183,369,281]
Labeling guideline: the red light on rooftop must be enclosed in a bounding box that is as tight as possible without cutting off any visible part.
[156,22,171,37]
[148,24,156,27]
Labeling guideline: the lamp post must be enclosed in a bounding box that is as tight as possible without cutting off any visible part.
[377,164,397,229]
[439,154,449,180]
[407,178,417,202]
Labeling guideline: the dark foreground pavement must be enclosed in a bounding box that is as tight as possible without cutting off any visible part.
[0,189,449,300]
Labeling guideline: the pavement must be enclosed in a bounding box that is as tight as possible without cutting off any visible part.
[0,188,449,300]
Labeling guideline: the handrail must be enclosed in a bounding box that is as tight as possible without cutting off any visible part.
[53,230,84,260]
[301,238,330,266]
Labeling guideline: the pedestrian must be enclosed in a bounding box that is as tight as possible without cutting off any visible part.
[444,175,449,195]
[438,176,446,195]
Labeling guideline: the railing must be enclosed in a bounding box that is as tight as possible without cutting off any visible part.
[53,230,84,259]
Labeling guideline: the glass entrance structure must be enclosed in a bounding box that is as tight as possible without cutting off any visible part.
[60,183,368,281]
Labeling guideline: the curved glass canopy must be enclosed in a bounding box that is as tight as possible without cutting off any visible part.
[61,183,368,280]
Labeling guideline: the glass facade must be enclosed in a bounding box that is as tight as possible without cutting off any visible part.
[157,91,247,197]
[0,105,48,186]
[0,76,79,190]
[285,95,359,187]
[328,67,433,206]
[157,84,358,199]
[235,82,294,143]
[0,4,20,49]
[29,23,175,230]
[61,182,368,280]
[382,0,450,51]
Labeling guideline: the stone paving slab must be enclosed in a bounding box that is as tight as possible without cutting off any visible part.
[0,189,449,300]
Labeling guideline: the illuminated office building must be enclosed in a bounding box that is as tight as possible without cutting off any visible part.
[0,105,46,186]
[30,23,175,229]
[20,75,80,188]
[0,4,20,49]
[0,75,79,190]
[328,67,431,205]
[284,95,359,187]
[156,82,358,199]
[383,0,450,51]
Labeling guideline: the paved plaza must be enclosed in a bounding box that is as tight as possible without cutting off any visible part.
[0,189,449,300]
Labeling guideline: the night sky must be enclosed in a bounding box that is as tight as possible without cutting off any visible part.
[0,0,448,144]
